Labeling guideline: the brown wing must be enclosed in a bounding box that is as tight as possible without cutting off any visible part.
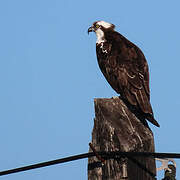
[96,34,153,115]
[123,61,152,114]
[96,30,159,126]
[116,41,153,115]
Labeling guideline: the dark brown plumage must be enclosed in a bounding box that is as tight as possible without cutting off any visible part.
[88,21,159,127]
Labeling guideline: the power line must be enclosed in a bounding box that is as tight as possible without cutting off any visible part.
[0,152,94,176]
[0,151,180,176]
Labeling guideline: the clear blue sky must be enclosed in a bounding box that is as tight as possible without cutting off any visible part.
[0,0,179,179]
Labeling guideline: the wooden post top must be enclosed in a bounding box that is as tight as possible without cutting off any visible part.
[88,98,156,180]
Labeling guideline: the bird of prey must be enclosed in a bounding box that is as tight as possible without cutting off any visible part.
[88,21,159,127]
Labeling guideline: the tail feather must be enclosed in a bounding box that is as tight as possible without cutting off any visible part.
[146,114,160,127]
[135,89,152,114]
[120,96,160,127]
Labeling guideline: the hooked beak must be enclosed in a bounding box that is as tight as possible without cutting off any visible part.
[88,26,95,34]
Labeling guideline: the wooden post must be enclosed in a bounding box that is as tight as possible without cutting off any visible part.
[88,98,156,180]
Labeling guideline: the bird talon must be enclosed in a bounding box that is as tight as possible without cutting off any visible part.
[112,96,119,99]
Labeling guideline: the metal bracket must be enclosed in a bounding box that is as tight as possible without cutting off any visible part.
[156,158,176,172]
[89,143,105,165]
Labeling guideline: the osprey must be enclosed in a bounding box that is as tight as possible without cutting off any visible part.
[88,21,160,127]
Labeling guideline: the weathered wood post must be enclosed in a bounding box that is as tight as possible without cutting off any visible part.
[88,98,156,180]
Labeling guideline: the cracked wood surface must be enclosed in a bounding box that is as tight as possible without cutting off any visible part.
[88,98,156,180]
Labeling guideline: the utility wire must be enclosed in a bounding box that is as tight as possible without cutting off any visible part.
[0,152,94,176]
[0,151,180,176]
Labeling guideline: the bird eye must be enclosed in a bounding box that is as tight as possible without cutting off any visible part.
[96,24,100,28]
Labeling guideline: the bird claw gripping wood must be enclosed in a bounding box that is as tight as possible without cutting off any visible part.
[156,158,176,173]
[89,143,105,165]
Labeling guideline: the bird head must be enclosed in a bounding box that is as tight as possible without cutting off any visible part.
[88,21,115,43]
[88,21,115,34]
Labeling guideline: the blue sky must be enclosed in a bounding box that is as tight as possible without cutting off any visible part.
[0,0,180,179]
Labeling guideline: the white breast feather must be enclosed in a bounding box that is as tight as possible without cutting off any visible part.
[95,29,105,44]
[100,42,108,54]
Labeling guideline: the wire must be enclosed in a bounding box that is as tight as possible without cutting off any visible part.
[0,152,94,176]
[0,151,180,176]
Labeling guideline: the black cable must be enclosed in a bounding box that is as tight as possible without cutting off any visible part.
[101,151,180,159]
[0,151,180,176]
[0,152,95,176]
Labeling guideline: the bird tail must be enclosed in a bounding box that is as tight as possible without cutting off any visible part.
[146,114,160,127]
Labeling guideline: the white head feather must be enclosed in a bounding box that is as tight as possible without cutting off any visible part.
[96,21,114,29]
[94,21,115,44]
